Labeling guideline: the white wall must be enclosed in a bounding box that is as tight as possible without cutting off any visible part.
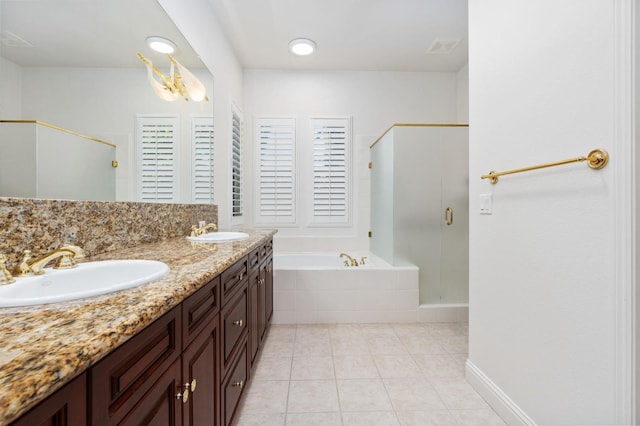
[467,1,635,424]
[456,63,469,124]
[0,57,22,118]
[159,0,244,229]
[243,70,460,252]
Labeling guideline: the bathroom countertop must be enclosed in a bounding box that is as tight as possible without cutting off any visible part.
[0,229,276,425]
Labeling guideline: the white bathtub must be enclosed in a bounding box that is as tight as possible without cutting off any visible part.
[273,252,469,324]
[272,252,420,324]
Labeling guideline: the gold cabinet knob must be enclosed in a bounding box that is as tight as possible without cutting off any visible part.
[233,319,244,327]
[232,380,244,388]
[176,387,189,403]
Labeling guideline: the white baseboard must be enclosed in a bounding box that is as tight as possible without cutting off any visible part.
[465,360,537,426]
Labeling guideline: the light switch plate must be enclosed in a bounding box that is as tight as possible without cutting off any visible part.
[479,194,492,214]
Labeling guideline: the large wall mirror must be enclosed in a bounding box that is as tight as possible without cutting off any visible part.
[0,0,214,203]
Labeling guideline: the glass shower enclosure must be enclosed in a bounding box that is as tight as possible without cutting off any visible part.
[370,124,469,305]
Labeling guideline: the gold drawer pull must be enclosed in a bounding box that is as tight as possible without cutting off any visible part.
[238,272,244,281]
[233,319,244,327]
[232,380,244,388]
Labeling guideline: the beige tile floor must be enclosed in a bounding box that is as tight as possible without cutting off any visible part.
[235,323,506,426]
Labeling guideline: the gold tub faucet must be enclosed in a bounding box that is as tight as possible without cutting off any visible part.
[12,245,85,276]
[339,253,358,267]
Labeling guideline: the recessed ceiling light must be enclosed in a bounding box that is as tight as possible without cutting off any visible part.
[146,36,176,54]
[289,38,316,56]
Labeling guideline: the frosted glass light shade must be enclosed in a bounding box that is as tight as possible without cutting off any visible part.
[146,36,176,54]
[289,38,316,56]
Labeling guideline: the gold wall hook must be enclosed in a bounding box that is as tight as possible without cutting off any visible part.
[481,148,609,184]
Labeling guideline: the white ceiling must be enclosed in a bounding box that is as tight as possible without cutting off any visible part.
[208,0,468,72]
[0,0,203,69]
[0,0,468,73]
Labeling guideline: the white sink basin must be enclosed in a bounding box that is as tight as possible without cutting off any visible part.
[0,260,169,307]
[187,231,249,243]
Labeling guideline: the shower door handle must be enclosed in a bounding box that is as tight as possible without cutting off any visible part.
[445,207,453,226]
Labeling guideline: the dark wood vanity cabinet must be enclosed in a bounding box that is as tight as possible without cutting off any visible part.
[12,238,273,426]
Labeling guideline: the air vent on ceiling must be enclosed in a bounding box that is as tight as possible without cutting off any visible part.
[427,38,460,54]
[0,30,33,47]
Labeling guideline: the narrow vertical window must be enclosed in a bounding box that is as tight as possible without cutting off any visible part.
[311,117,351,224]
[136,115,179,202]
[255,117,296,224]
[232,106,243,220]
[191,116,214,204]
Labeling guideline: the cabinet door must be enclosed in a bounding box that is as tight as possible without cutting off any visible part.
[249,268,260,367]
[118,360,182,426]
[10,373,86,426]
[182,314,219,426]
[258,266,267,342]
[264,257,273,327]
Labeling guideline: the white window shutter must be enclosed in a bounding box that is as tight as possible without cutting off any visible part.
[232,108,243,218]
[311,117,351,224]
[191,116,214,204]
[255,117,296,225]
[136,115,179,203]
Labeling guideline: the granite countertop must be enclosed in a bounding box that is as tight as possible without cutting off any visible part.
[0,229,276,425]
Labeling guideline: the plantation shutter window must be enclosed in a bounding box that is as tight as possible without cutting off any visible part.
[255,117,296,224]
[311,117,351,224]
[136,115,179,202]
[191,116,214,204]
[232,108,243,218]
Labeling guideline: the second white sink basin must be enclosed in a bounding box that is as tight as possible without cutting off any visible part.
[187,231,249,243]
[0,259,169,308]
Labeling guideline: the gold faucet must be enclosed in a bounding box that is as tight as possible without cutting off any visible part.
[339,253,358,267]
[190,223,218,237]
[12,245,85,276]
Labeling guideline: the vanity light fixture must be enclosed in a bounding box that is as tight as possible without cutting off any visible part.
[137,37,208,102]
[289,38,316,56]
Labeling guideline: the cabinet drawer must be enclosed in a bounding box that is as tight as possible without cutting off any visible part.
[182,276,220,349]
[221,257,248,305]
[221,284,248,372]
[222,343,248,426]
[90,307,181,425]
[248,247,260,273]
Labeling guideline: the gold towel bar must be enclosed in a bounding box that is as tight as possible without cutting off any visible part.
[481,148,609,184]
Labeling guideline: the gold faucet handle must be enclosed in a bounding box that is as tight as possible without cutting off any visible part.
[360,256,367,265]
[12,250,33,277]
[204,223,218,233]
[189,225,199,237]
[0,254,15,285]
